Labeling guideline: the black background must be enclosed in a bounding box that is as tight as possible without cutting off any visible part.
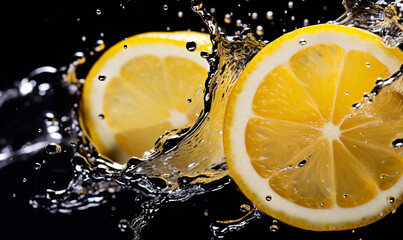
[1,0,402,239]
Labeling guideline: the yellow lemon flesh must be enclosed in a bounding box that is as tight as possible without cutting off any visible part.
[224,24,403,231]
[80,32,211,164]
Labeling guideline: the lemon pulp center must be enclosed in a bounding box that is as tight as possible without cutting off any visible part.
[321,122,341,141]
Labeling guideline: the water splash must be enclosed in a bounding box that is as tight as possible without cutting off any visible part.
[334,0,403,46]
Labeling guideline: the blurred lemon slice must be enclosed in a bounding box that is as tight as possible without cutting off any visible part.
[80,31,211,164]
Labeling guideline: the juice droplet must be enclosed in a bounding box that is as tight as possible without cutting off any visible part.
[186,41,197,51]
[45,143,62,155]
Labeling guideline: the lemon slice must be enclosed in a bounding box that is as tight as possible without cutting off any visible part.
[80,32,211,164]
[224,24,403,231]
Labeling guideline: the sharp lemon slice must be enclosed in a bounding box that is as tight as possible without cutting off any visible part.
[80,32,211,164]
[224,24,403,231]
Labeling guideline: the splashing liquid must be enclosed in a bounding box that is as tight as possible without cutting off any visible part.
[1,0,403,239]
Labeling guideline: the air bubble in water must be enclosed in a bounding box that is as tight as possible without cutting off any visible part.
[37,128,43,133]
[118,219,131,232]
[391,139,403,148]
[45,143,62,155]
[303,18,309,26]
[269,224,279,232]
[96,9,102,15]
[123,44,128,49]
[299,39,307,45]
[345,91,349,95]
[388,196,395,203]
[22,177,28,183]
[163,4,168,11]
[81,36,86,42]
[98,114,105,120]
[265,195,272,201]
[98,75,107,81]
[186,41,197,51]
[266,11,274,20]
[366,62,370,68]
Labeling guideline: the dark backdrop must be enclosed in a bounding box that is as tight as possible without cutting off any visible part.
[1,0,402,239]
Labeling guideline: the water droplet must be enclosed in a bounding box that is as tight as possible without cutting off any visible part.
[34,162,42,170]
[269,224,279,232]
[256,25,264,36]
[240,204,251,213]
[118,219,131,232]
[81,36,87,42]
[178,11,183,18]
[291,16,295,21]
[72,52,86,65]
[266,11,274,20]
[98,114,105,120]
[45,143,62,155]
[224,14,232,24]
[380,174,389,179]
[98,75,107,81]
[391,138,403,148]
[288,1,294,9]
[265,195,272,201]
[94,39,105,52]
[134,195,142,203]
[186,41,197,51]
[352,102,361,110]
[163,4,168,11]
[236,19,242,27]
[96,9,102,15]
[251,12,258,20]
[388,196,395,203]
[299,39,307,45]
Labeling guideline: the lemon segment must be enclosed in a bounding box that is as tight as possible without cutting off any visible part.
[224,24,403,231]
